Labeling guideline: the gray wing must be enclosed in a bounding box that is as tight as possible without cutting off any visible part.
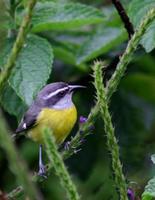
[16,103,41,133]
[16,82,65,133]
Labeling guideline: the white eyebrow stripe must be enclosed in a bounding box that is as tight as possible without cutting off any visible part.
[43,87,69,100]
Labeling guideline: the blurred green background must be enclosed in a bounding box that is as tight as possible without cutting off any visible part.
[0,0,155,199]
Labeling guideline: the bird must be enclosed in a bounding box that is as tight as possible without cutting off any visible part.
[16,82,85,176]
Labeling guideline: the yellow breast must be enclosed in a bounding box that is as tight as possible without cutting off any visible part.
[28,105,77,144]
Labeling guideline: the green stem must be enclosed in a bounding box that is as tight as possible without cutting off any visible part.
[7,7,155,199]
[106,8,155,101]
[63,8,155,160]
[0,0,37,91]
[93,61,128,200]
[7,186,23,199]
[62,103,99,159]
[43,127,80,200]
[0,110,40,200]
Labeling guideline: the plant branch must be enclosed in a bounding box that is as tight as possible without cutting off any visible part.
[62,7,155,161]
[106,8,155,101]
[0,0,37,91]
[43,127,80,200]
[93,61,128,200]
[62,103,99,159]
[8,7,155,199]
[63,8,155,160]
[0,110,40,200]
[111,0,134,39]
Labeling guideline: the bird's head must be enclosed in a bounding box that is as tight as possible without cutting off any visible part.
[37,82,85,109]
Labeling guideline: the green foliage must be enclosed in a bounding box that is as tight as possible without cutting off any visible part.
[129,0,155,52]
[143,177,155,198]
[0,34,53,106]
[53,41,77,66]
[93,61,128,200]
[0,83,27,120]
[31,2,104,32]
[106,8,155,101]
[43,127,80,200]
[52,37,81,67]
[1,0,155,199]
[76,26,127,64]
[9,35,53,105]
[0,111,38,200]
[142,156,155,200]
[142,177,155,200]
[121,73,155,104]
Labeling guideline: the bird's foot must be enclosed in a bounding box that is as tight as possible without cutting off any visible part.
[38,164,47,178]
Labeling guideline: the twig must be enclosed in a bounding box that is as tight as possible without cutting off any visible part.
[8,7,155,199]
[106,0,134,77]
[0,0,37,91]
[107,0,134,74]
[93,61,128,200]
[0,110,40,200]
[111,0,134,39]
[43,127,80,200]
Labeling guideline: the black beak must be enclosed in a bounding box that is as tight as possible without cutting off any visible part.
[69,85,86,92]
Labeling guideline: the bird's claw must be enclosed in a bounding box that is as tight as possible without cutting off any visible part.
[38,164,47,178]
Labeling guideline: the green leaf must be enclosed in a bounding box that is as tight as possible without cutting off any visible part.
[50,31,89,46]
[111,90,149,171]
[53,43,88,72]
[51,39,77,66]
[129,0,155,52]
[0,39,13,69]
[31,2,104,32]
[42,32,88,71]
[0,84,27,120]
[142,177,155,200]
[133,54,155,75]
[76,26,127,64]
[0,34,53,106]
[121,73,155,104]
[52,40,86,72]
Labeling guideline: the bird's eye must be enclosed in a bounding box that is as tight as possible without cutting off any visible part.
[59,91,65,96]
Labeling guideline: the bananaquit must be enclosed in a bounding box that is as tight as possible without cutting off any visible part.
[16,82,85,176]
